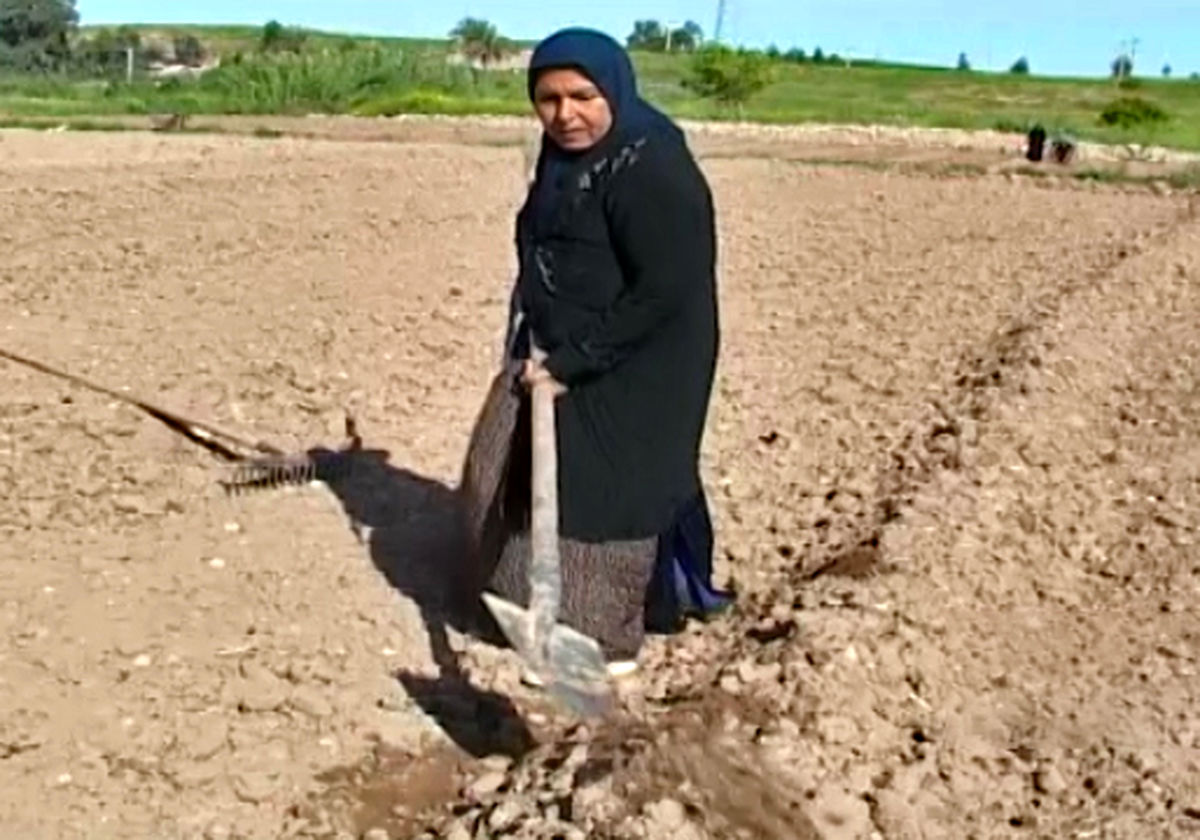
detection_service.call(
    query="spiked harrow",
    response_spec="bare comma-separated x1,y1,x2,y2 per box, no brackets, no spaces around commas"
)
1,345,612,717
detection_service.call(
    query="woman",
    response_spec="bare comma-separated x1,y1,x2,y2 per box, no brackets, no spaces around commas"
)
459,28,732,678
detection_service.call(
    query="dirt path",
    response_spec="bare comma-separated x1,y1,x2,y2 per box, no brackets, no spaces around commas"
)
7,112,1200,181
0,125,1196,839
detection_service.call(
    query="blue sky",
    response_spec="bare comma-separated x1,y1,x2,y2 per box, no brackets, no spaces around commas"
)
81,1,1198,78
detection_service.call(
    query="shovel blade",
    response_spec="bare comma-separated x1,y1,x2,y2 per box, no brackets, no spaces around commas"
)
482,592,612,719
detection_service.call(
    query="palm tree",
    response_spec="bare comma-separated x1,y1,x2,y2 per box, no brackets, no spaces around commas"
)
450,17,508,69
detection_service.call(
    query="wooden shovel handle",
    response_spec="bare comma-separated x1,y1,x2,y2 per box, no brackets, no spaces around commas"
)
527,342,561,669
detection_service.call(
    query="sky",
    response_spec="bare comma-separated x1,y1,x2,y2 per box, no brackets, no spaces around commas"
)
80,1,1199,79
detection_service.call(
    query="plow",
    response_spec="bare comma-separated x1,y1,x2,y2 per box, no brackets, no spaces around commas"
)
0,345,613,719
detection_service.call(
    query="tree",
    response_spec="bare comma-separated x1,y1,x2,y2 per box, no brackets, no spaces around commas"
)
1010,56,1030,74
74,24,142,74
1111,53,1133,79
627,19,666,51
784,48,806,63
668,20,703,52
261,19,284,48
684,44,773,108
0,0,78,69
173,34,205,66
451,17,509,68
957,51,970,71
114,24,140,49
628,20,702,52
812,46,825,63
1162,63,1172,78
261,19,305,53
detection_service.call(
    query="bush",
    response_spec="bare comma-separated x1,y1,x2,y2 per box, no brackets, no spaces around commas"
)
1098,96,1169,128
684,45,773,107
0,40,60,71
195,46,472,113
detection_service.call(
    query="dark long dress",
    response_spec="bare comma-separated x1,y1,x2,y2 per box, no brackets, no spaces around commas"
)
458,29,733,660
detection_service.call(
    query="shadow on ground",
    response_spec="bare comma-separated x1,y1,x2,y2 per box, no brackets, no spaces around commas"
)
297,441,534,759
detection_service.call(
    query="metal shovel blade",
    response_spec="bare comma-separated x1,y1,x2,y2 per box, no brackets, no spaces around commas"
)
482,591,612,718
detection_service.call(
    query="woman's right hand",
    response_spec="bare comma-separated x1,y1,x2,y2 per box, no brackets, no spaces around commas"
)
521,359,567,396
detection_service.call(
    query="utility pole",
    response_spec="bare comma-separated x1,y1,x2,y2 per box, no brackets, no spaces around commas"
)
714,0,727,43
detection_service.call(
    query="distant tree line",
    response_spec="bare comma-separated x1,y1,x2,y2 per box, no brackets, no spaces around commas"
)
5,4,1194,89
953,48,1192,80
626,20,704,52
0,0,211,73
950,52,1030,74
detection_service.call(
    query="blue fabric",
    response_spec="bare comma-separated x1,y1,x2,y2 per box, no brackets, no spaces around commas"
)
644,490,735,633
525,27,685,235
526,27,682,146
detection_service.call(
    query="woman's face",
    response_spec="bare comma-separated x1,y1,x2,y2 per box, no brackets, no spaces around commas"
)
532,68,614,152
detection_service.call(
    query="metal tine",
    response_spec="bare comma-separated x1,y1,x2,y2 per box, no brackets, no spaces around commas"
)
220,417,359,495
221,453,325,495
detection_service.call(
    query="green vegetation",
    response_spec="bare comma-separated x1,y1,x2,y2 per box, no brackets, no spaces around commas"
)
0,18,1198,151
1098,95,1169,128
635,53,1200,150
449,17,514,69
683,45,773,107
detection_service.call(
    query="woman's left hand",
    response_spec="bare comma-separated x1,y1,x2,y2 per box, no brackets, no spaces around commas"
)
521,359,567,396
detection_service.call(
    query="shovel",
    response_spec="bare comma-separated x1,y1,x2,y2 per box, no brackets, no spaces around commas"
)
481,342,613,719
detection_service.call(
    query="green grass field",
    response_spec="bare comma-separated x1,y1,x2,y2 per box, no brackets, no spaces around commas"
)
1,24,1197,151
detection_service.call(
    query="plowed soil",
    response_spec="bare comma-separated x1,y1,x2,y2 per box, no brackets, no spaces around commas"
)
1,119,1196,840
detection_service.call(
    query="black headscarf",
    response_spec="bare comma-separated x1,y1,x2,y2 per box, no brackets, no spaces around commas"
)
525,28,684,231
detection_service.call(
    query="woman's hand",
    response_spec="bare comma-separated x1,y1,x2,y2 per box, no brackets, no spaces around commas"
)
521,358,567,396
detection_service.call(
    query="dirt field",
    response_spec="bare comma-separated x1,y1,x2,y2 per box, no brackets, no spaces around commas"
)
0,120,1197,840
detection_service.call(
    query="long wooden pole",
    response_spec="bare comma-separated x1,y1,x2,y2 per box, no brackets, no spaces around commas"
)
526,341,561,676
0,346,282,459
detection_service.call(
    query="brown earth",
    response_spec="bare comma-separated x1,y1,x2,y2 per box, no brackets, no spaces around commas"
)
0,119,1196,840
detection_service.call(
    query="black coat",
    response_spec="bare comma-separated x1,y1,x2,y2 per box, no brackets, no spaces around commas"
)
506,130,719,543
